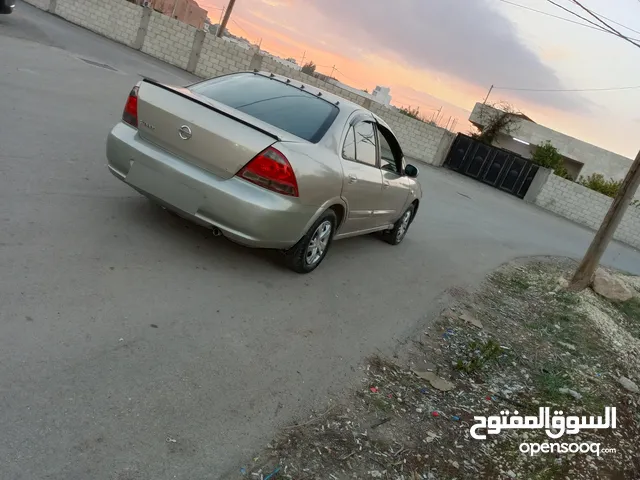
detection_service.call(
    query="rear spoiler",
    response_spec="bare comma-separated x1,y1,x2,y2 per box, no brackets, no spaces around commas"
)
140,77,281,142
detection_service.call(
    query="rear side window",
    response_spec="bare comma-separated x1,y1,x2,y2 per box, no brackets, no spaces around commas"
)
343,126,357,160
354,122,377,167
190,73,339,143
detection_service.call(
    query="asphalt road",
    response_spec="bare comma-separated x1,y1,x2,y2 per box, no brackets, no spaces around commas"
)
2,4,640,479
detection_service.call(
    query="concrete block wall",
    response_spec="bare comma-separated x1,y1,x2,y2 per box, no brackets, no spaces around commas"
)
195,36,255,78
533,174,640,250
142,11,197,70
54,0,142,48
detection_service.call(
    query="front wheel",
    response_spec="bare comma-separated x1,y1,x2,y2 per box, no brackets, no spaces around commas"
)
284,210,337,273
382,205,415,245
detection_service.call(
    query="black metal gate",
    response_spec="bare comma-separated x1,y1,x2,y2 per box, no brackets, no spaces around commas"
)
444,134,539,199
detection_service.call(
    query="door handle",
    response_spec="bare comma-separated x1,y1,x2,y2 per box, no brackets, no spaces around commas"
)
383,181,390,189
348,174,358,184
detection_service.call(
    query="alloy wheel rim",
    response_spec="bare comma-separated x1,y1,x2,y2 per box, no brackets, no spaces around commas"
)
305,220,332,266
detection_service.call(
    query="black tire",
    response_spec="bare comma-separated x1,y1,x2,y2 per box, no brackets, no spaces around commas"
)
284,209,337,274
382,204,415,245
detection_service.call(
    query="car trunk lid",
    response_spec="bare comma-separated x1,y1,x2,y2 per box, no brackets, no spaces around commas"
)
135,79,290,179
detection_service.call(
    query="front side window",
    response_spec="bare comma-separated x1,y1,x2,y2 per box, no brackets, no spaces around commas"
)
378,128,399,174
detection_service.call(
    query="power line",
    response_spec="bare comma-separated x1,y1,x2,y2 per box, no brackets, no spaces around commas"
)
497,0,600,31
334,68,357,82
230,18,250,38
494,84,640,93
566,0,640,49
543,0,609,32
598,12,640,36
496,0,640,41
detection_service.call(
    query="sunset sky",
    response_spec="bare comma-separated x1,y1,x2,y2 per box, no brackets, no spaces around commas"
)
199,0,640,159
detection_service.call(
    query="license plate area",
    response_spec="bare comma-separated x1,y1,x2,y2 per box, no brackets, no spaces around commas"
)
126,162,202,215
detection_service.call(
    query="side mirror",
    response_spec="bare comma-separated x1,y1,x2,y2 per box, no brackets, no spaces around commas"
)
405,164,419,178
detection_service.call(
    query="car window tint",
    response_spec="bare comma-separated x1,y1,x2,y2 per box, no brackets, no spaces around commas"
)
378,128,399,174
343,126,356,161
190,73,339,143
354,122,377,167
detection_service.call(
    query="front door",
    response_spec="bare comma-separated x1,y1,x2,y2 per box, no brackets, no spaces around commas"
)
376,124,411,224
339,120,383,234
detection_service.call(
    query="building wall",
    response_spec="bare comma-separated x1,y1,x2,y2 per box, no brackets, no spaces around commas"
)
22,0,453,166
141,10,197,70
54,0,142,47
470,103,634,181
531,173,640,250
149,0,206,29
261,54,301,71
372,86,391,106
493,133,534,159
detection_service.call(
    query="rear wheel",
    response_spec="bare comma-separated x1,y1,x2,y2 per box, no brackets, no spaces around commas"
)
285,210,337,274
382,204,415,245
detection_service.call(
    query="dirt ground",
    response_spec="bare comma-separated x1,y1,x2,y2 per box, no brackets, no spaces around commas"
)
231,258,640,480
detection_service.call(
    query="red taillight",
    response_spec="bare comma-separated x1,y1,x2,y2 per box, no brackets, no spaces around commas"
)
122,85,139,128
237,147,299,197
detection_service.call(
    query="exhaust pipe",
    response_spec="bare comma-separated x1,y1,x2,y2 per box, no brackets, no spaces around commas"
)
212,227,222,237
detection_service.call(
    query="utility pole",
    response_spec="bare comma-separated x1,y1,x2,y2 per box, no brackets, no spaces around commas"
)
330,65,336,78
569,148,640,290
483,85,494,105
300,51,306,66
171,0,180,18
216,0,237,38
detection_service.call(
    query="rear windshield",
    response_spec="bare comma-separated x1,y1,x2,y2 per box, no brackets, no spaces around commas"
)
190,73,339,143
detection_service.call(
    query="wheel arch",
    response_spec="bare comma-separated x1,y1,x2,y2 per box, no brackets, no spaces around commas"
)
410,199,419,223
298,198,348,243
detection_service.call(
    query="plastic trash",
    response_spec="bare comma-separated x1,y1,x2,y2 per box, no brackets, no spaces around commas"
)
264,466,281,480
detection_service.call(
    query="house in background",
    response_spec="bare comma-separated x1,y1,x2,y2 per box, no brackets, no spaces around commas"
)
133,0,207,30
469,103,634,181
371,86,392,106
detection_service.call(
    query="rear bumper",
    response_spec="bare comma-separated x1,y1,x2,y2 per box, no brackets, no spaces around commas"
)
106,122,318,249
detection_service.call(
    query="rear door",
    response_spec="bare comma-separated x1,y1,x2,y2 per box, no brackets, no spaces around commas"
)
339,119,383,234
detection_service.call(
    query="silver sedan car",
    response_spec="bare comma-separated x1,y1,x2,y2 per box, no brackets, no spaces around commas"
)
106,72,422,273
